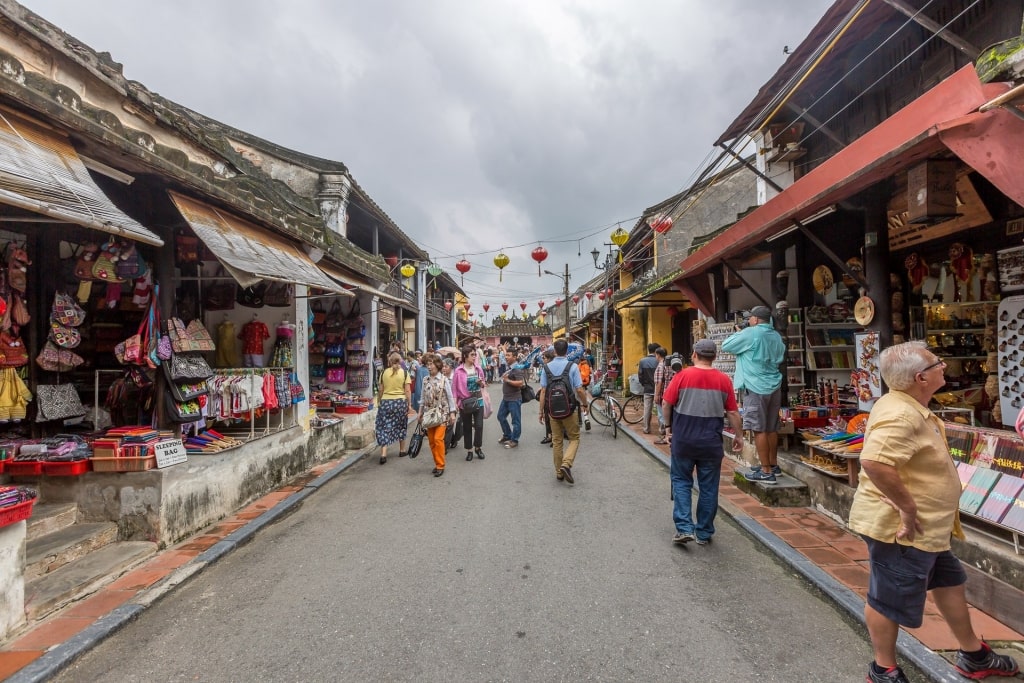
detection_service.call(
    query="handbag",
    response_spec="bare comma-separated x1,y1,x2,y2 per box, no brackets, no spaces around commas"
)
459,395,481,415
11,293,30,327
203,280,236,311
0,330,28,367
311,301,326,325
167,377,208,402
53,291,86,327
264,282,292,307
325,300,344,330
288,371,305,403
175,234,200,266
167,317,216,353
521,383,536,404
421,378,449,428
49,318,82,349
115,244,144,280
236,283,266,308
482,390,492,420
185,319,216,351
407,422,424,458
164,353,214,382
310,364,326,378
326,367,346,383
164,389,204,423
37,340,84,372
35,384,87,422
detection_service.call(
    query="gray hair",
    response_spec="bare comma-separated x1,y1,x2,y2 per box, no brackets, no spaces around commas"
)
879,340,929,391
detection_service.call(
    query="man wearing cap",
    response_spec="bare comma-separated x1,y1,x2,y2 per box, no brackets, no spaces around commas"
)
661,339,743,545
721,305,786,483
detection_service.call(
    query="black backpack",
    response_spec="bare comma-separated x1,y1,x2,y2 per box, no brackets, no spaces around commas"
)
543,361,577,420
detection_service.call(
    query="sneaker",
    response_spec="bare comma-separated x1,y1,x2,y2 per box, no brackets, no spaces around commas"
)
540,436,552,444
504,441,518,449
584,416,591,431
954,642,1019,679
498,436,509,444
866,663,909,682
745,469,776,484
696,537,712,546
559,465,574,484
771,465,782,476
672,532,695,545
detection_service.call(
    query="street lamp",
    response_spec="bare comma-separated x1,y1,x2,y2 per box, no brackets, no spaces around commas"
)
543,265,571,340
591,245,617,375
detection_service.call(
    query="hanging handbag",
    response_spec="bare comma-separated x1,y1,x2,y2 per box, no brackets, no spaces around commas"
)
164,389,204,423
164,353,214,382
311,301,327,325
236,283,266,308
115,243,143,280
0,330,28,367
175,234,200,266
326,367,346,383
185,319,216,351
146,291,161,368
325,300,344,330
53,291,86,327
521,382,536,404
288,371,305,403
167,377,209,402
36,341,84,372
310,364,326,378
263,282,292,307
11,293,30,327
91,248,124,282
49,318,82,349
35,384,87,422
157,334,173,361
203,281,236,311
406,421,424,458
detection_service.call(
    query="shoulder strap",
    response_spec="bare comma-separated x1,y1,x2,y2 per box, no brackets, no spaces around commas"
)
557,362,573,379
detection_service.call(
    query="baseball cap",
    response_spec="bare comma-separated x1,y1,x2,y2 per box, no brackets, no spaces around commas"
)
749,305,772,321
693,339,717,358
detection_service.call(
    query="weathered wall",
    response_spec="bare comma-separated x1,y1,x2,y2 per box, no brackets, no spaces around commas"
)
0,521,25,640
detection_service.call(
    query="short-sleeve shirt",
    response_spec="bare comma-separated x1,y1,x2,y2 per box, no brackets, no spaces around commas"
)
502,367,526,402
662,366,738,453
847,390,964,552
720,323,785,394
379,367,410,400
540,357,582,392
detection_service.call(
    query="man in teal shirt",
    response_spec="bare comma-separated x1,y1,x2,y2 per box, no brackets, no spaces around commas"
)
721,305,786,483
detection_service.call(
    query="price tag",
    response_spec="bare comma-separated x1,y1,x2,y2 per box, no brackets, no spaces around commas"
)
154,439,188,469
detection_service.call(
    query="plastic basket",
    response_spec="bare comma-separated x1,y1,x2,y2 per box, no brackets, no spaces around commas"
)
5,460,42,476
89,455,156,472
0,498,35,528
335,405,368,414
628,374,643,396
42,460,90,476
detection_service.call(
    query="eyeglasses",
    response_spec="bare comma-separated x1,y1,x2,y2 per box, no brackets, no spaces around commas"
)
917,359,946,376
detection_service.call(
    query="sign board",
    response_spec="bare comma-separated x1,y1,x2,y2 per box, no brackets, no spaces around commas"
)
154,439,188,469
378,305,396,326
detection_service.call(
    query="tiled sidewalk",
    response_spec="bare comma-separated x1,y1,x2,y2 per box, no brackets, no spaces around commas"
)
621,414,1024,659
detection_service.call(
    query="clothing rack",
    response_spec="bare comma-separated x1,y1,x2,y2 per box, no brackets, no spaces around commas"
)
206,366,297,439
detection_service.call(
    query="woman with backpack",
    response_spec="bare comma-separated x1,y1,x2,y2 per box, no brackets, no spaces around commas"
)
374,352,412,465
452,345,487,462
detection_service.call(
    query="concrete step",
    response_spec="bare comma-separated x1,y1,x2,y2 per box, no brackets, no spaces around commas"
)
26,502,77,540
25,522,118,582
732,467,811,507
24,541,156,621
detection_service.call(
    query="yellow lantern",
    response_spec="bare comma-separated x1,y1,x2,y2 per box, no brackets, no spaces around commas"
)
493,251,510,282
400,263,416,279
610,226,629,262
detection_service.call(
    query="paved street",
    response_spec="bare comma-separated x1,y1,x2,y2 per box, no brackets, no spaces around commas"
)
54,387,873,682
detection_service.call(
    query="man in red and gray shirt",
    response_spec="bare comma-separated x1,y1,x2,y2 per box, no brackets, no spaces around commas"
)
661,339,743,546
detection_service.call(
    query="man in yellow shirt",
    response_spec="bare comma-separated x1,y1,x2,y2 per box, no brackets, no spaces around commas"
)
849,341,1018,682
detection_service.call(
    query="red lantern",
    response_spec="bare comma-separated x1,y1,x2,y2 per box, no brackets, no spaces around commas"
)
585,291,593,300
444,301,453,312
606,288,613,297
384,255,399,269
530,246,548,276
455,258,471,286
666,305,679,317
463,302,471,312
598,292,605,301
555,298,563,306
519,301,527,312
572,294,580,304
647,213,673,234
538,300,545,310
482,303,490,312
501,302,509,312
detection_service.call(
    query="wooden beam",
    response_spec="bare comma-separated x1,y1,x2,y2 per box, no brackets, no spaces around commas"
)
882,0,980,59
785,101,846,149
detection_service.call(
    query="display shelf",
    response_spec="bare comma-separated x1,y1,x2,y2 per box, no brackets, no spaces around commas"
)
786,313,807,390
911,302,996,395
706,321,738,381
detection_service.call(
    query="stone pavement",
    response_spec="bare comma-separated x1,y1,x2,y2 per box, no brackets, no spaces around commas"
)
2,414,1024,682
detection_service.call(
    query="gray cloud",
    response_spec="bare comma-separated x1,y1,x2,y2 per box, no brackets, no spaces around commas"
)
30,0,832,302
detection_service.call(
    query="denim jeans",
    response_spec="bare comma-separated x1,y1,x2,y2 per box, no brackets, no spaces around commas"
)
497,399,522,441
670,449,723,541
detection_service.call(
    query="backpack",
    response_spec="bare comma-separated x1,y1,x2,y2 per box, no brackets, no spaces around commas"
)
543,361,577,420
578,359,591,386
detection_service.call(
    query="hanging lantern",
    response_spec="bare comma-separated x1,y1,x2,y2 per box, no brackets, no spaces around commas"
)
455,258,471,286
537,300,545,310
493,251,510,282
384,255,399,269
610,227,628,262
531,245,548,276
572,294,580,304
400,263,416,279
647,213,673,234
482,303,490,313
555,298,563,307
522,311,528,320
519,301,527,312
444,301,453,312
598,292,606,301
606,287,613,297
666,305,679,317
501,302,509,312
585,291,593,300
426,262,443,290
463,302,471,312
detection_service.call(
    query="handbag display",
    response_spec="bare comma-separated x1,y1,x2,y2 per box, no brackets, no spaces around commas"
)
175,234,200,266
263,282,292,307
407,422,424,458
203,280,237,311
167,317,217,353
324,300,344,330
0,330,28,367
164,353,214,382
236,283,266,308
326,367,346,383
49,318,82,349
347,366,370,389
35,384,87,422
52,291,86,327
164,389,203,423
167,377,209,402
37,340,84,372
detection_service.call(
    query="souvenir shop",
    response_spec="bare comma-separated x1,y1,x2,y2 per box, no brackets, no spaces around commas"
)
308,291,375,413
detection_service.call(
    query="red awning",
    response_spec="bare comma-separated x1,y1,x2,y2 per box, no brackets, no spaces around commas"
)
938,107,1024,210
675,66,1009,311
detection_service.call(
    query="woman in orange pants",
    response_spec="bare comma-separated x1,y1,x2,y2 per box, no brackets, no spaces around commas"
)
417,353,457,477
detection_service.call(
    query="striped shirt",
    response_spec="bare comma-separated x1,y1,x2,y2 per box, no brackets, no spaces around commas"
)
662,366,738,453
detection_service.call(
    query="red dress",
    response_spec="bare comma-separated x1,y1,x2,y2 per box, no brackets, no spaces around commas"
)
239,321,270,355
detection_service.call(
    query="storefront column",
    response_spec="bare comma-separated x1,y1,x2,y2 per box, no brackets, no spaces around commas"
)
295,285,310,427
369,294,380,373
416,268,427,352
712,270,727,320
862,184,893,349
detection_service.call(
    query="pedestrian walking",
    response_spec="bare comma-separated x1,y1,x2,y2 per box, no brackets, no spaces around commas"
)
849,342,1019,683
538,339,589,484
538,347,556,445
417,353,457,477
374,352,411,465
441,358,462,453
637,342,660,433
722,305,786,483
452,345,487,462
498,350,526,448
661,339,743,546
652,347,668,443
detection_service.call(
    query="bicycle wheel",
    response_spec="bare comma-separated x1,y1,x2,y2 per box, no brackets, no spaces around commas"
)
589,396,613,426
622,395,644,424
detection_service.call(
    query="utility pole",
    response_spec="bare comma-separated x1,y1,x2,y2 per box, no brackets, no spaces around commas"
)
563,263,571,340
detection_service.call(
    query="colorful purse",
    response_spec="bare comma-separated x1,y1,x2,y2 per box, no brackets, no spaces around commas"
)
53,291,86,327
36,341,84,373
49,318,82,349
326,367,346,383
0,330,28,367
185,319,216,351
35,384,87,422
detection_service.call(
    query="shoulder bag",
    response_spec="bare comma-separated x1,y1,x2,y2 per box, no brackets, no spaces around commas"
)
406,420,424,458
36,384,87,422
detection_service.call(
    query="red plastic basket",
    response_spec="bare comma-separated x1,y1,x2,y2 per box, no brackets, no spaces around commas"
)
0,498,35,528
5,460,42,476
42,460,90,476
335,405,368,414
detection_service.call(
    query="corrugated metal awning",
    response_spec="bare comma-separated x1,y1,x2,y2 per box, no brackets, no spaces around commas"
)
0,108,163,245
168,190,348,294
318,261,405,306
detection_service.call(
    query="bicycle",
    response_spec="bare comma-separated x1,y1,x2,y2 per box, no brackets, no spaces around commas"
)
619,392,645,424
587,382,621,439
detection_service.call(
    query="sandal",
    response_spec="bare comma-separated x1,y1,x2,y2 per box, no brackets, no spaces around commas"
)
379,456,387,465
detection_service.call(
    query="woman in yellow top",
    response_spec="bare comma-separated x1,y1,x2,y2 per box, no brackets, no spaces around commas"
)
375,352,412,464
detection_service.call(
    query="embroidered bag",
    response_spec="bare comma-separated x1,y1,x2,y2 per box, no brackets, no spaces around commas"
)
0,330,28,367
167,377,208,402
324,300,344,330
36,341,84,373
326,367,346,383
164,353,214,382
91,247,123,282
164,389,204,423
53,291,86,327
288,371,305,403
35,384,87,422
49,318,81,349
185,319,216,351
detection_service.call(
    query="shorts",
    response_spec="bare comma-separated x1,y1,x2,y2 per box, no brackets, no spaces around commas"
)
741,389,781,432
863,537,966,628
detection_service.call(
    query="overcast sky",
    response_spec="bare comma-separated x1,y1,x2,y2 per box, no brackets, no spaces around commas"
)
31,0,833,308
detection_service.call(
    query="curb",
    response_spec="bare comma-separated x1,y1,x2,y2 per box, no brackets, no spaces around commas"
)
6,441,378,683
617,424,960,683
